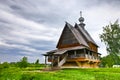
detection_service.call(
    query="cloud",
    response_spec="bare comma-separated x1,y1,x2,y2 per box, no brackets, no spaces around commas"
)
0,1,59,63
83,2,120,56
0,9,55,31
0,8,58,43
0,0,120,63
0,41,39,53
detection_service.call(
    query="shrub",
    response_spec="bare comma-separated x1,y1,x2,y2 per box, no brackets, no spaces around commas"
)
0,62,10,69
20,74,35,80
17,57,29,68
35,59,39,64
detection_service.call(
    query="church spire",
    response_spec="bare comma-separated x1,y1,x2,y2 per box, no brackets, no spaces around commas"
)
78,11,85,28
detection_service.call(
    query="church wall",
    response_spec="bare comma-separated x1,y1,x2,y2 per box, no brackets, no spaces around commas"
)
88,42,98,52
58,43,80,49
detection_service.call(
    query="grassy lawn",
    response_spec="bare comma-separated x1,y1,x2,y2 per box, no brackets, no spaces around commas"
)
0,67,120,80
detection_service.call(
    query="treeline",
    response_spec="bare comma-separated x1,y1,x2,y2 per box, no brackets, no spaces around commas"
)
0,56,45,69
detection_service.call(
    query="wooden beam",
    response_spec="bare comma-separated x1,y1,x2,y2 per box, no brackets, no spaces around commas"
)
51,55,54,68
88,51,90,59
74,50,77,56
45,56,47,67
84,49,86,57
58,56,60,66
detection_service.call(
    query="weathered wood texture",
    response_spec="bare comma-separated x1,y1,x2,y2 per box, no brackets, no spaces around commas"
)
57,25,80,49
88,42,98,52
45,18,101,68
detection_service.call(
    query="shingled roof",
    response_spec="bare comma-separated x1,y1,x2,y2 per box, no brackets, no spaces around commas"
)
66,22,89,47
56,21,98,49
75,23,98,46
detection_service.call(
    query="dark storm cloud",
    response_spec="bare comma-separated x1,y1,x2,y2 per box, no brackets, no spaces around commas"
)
10,5,22,10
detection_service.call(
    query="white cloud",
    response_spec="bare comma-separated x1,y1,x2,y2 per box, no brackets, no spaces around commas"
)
0,41,40,53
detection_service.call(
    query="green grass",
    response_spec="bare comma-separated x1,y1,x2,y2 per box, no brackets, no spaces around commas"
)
0,67,120,80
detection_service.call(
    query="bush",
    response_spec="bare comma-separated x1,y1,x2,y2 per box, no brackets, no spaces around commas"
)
20,74,35,80
17,57,29,68
3,62,9,68
9,62,17,67
0,62,9,69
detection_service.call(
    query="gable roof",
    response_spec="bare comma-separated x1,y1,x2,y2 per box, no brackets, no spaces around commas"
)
75,23,98,47
56,22,89,48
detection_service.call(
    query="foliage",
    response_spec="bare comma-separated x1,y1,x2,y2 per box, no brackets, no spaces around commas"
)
0,62,9,69
17,56,29,68
2,62,9,68
100,20,120,54
100,54,120,67
1,68,120,80
100,20,120,65
35,59,39,64
20,74,35,80
35,59,39,67
9,62,17,67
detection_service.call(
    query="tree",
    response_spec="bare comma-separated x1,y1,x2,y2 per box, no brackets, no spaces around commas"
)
17,56,29,68
100,54,120,67
100,20,120,64
34,59,40,67
35,59,39,64
0,62,9,69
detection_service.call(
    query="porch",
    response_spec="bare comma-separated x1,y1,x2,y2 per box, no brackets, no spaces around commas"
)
44,48,100,68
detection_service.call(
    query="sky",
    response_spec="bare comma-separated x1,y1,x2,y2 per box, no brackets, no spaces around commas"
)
0,0,120,63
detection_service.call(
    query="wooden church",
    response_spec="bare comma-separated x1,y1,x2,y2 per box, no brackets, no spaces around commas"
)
44,12,101,68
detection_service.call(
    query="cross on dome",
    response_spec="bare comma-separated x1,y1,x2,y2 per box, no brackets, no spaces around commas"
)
78,11,84,23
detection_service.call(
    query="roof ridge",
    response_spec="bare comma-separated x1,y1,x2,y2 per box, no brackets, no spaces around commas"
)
74,24,98,46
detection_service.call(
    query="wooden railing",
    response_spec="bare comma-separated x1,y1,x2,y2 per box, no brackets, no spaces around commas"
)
67,54,100,60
